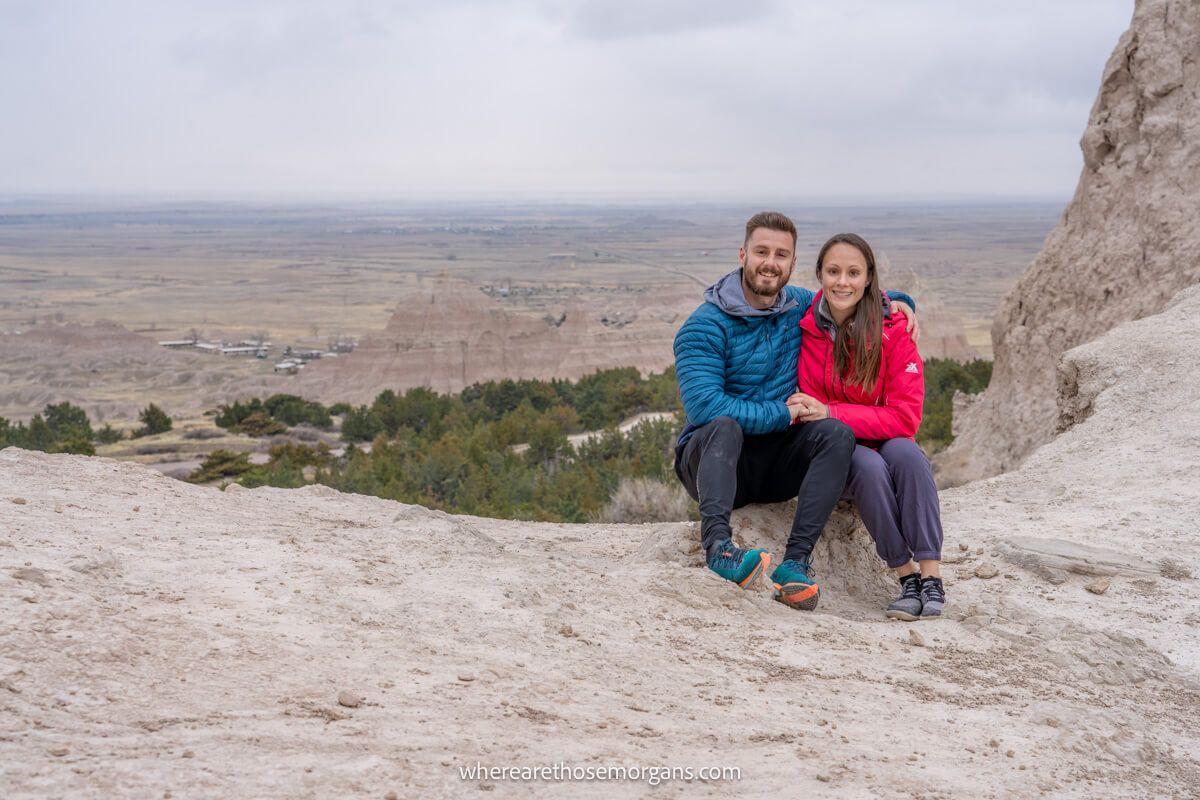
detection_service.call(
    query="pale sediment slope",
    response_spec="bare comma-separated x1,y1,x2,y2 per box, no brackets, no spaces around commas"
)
2,287,1198,799
0,322,291,423
293,276,693,404
941,0,1200,484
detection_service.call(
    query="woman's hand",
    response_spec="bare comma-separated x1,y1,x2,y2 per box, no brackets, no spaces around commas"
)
787,392,828,423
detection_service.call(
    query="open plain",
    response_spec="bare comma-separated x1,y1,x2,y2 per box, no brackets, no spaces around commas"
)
0,200,1057,422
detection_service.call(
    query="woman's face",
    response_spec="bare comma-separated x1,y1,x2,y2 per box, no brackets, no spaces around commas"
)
819,242,870,320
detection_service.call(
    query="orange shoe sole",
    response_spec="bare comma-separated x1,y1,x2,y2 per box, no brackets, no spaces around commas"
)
773,581,820,611
737,552,771,589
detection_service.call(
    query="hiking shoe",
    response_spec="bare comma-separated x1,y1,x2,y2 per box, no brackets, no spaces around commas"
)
706,539,771,588
920,576,945,618
771,559,820,611
885,572,923,621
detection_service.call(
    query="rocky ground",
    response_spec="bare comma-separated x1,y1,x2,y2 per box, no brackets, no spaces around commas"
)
2,288,1198,799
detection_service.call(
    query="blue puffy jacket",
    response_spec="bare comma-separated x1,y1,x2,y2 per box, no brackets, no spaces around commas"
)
674,268,913,446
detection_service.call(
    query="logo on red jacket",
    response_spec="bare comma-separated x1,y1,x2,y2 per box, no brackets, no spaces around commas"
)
905,362,919,374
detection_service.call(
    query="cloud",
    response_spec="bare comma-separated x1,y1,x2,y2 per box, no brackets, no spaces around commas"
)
0,0,1134,199
547,0,779,41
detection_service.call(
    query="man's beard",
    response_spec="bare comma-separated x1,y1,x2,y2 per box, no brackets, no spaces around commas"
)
743,265,790,297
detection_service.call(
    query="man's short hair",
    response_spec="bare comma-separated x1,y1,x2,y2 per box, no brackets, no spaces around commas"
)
744,211,797,248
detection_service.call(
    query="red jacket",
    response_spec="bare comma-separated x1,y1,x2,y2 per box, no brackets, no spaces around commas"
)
796,291,924,441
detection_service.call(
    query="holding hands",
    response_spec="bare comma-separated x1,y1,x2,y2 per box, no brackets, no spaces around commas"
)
787,390,828,423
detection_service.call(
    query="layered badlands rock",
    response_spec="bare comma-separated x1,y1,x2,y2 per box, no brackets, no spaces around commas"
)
939,0,1200,484
0,322,289,423
293,275,693,403
295,269,976,406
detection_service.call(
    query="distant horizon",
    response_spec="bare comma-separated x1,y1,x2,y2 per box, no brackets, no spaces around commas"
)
0,192,1072,211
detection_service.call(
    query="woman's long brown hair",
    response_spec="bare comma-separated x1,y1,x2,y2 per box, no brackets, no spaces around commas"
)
815,233,883,394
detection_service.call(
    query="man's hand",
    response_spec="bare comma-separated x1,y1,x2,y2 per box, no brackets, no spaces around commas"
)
787,391,828,423
891,300,920,345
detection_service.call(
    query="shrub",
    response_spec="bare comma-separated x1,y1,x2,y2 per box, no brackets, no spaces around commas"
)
286,425,322,442
215,398,265,429
263,394,332,429
132,404,172,438
48,435,95,456
232,412,287,437
183,427,224,440
94,424,124,444
266,441,332,467
600,477,692,523
188,449,253,483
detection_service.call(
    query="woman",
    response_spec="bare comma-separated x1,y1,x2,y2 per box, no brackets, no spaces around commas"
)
788,233,945,620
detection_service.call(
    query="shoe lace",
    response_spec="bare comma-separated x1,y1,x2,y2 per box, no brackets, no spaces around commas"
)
921,577,945,603
783,558,814,577
710,541,747,569
899,574,921,600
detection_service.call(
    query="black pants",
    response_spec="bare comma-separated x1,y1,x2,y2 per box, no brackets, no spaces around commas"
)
674,417,855,562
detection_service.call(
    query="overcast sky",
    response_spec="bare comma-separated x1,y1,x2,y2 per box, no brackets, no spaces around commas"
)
0,0,1134,202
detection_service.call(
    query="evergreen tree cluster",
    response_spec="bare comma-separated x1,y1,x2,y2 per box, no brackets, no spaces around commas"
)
215,394,333,435
339,368,680,444
916,358,993,451
2,360,990,523
188,442,334,487
0,402,97,455
230,367,685,522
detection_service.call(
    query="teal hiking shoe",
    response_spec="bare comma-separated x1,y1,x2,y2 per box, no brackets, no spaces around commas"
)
771,558,820,611
706,539,771,588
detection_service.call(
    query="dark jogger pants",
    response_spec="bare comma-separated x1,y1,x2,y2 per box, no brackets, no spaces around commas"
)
841,439,943,568
674,417,855,562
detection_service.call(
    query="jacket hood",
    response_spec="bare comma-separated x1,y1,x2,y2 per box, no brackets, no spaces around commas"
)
703,268,798,318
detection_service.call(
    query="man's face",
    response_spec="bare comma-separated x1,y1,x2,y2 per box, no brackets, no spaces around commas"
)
739,227,796,300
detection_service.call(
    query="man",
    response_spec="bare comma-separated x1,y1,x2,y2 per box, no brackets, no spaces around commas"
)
673,211,917,611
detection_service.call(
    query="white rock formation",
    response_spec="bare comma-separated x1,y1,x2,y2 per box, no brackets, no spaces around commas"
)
940,0,1200,483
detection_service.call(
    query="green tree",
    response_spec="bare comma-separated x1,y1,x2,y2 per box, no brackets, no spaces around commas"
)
263,394,332,428
133,404,173,438
215,398,265,429
523,417,570,469
233,412,287,437
94,424,123,444
341,405,383,442
43,402,93,442
24,415,56,451
188,449,253,483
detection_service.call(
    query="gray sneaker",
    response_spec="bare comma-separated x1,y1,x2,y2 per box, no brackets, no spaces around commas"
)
885,573,923,621
920,576,945,618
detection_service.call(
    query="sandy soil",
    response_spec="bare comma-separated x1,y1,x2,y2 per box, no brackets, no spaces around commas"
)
2,288,1198,798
